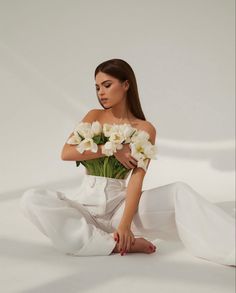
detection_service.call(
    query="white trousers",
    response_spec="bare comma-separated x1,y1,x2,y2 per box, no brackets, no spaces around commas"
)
20,174,235,266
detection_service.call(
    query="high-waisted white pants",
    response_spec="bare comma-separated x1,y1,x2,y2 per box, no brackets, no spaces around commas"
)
20,174,235,266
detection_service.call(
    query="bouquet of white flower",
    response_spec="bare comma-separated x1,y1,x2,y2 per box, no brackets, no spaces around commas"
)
66,120,158,179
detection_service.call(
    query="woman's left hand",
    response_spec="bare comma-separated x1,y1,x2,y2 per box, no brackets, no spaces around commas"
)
113,224,135,255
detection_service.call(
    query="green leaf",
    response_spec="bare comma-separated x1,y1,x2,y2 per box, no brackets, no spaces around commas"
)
93,135,101,144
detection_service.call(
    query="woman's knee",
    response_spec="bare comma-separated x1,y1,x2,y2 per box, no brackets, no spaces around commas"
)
172,181,191,191
20,188,45,211
171,181,195,201
21,188,35,206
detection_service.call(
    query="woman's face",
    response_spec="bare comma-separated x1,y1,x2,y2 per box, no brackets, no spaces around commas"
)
95,71,129,109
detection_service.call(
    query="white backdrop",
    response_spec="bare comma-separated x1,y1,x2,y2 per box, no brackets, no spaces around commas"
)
0,0,235,202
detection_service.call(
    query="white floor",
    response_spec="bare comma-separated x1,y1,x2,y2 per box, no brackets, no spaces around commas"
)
0,185,235,293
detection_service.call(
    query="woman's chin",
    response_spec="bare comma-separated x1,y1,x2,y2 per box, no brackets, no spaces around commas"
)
103,104,112,109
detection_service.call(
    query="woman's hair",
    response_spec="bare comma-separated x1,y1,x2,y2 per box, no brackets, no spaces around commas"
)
94,58,146,120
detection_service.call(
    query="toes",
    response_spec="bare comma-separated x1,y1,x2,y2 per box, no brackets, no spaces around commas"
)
148,245,155,252
149,243,157,253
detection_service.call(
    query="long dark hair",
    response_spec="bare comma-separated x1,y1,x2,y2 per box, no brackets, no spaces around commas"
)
94,58,146,121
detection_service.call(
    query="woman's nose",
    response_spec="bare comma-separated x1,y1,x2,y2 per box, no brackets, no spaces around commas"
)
99,90,105,96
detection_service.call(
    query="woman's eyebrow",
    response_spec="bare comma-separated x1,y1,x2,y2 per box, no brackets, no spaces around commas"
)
95,80,112,86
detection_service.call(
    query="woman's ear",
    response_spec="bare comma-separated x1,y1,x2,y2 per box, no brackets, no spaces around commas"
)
124,80,129,91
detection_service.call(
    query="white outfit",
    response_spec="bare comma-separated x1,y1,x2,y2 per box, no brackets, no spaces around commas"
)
20,174,235,266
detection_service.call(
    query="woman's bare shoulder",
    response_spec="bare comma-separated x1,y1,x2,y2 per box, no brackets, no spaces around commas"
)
137,120,157,144
135,119,156,131
87,108,103,115
81,108,102,123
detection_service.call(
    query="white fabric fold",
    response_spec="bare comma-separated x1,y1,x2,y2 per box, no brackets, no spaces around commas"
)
20,175,235,266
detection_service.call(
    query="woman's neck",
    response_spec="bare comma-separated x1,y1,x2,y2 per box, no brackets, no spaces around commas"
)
105,109,136,123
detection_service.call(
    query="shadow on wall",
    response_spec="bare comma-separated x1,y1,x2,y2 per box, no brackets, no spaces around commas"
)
158,139,235,172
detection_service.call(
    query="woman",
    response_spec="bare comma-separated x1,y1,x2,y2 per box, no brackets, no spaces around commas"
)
20,59,235,266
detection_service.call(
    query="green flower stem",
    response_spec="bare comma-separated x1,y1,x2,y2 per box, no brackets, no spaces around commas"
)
75,144,131,179
76,156,130,179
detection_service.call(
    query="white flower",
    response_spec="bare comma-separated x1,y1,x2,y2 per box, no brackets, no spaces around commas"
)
143,141,158,159
74,122,93,138
109,131,125,145
103,123,113,137
66,131,82,145
74,122,89,132
101,141,117,156
111,124,120,132
76,138,98,154
131,129,150,143
130,142,147,160
67,121,158,173
119,124,136,143
137,157,150,171
91,120,102,136
130,138,158,171
107,125,133,154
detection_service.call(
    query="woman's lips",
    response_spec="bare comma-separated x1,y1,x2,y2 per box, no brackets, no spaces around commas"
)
101,99,108,103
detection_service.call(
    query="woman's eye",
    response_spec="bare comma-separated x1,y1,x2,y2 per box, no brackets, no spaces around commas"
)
95,84,111,91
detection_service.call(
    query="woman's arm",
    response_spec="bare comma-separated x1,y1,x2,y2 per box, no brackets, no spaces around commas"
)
118,166,149,228
118,122,157,228
61,109,105,161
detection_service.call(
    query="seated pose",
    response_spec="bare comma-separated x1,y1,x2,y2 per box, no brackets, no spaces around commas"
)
20,58,235,267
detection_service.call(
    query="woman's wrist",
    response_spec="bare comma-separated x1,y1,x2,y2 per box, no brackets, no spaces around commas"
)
118,220,131,229
98,144,106,157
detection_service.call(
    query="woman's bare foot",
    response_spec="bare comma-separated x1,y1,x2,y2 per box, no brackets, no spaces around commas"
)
112,237,157,255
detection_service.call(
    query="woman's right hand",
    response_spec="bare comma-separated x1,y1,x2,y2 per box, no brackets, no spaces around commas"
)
113,143,138,169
